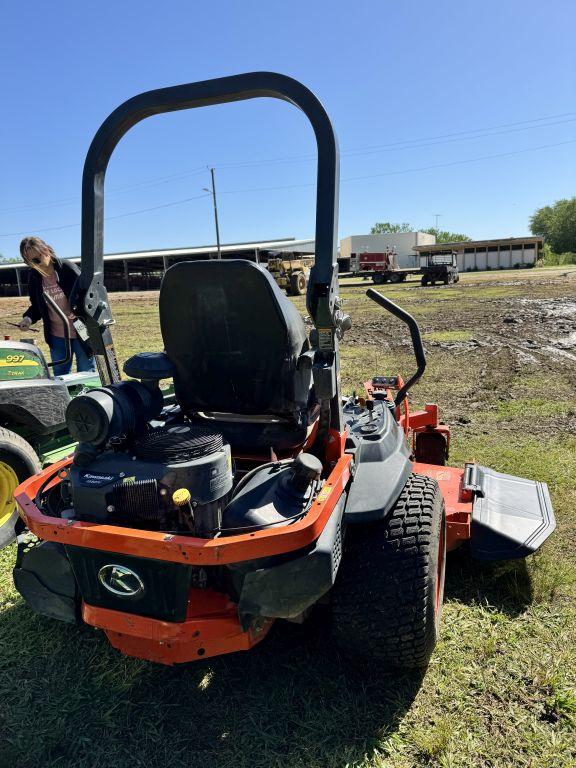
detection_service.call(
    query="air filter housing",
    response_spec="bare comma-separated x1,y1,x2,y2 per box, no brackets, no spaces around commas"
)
66,380,163,447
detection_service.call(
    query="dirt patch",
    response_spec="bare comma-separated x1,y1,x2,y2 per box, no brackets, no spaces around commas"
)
347,282,576,371
340,272,576,438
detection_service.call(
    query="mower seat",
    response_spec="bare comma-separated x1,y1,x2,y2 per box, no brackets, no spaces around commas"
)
159,260,314,452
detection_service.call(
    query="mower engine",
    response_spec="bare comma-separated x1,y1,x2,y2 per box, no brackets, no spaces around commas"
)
64,381,233,537
60,376,321,540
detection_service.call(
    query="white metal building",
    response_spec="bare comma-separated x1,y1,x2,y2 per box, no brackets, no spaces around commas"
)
340,232,436,271
0,238,316,296
414,236,543,271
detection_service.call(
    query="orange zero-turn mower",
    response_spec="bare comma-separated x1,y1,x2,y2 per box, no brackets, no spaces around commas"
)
8,74,555,668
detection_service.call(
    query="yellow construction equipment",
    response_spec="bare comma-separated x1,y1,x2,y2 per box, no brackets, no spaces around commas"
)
266,252,314,295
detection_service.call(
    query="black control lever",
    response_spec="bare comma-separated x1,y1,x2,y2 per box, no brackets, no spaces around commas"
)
366,288,426,407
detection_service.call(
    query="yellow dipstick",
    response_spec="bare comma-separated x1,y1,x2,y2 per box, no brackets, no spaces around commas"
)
172,488,192,507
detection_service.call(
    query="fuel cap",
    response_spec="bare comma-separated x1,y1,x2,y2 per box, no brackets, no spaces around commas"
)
292,453,323,492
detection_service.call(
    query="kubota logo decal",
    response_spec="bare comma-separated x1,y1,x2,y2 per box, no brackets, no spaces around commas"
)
98,564,144,597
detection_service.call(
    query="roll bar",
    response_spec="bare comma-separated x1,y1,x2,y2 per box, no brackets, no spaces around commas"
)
77,72,340,384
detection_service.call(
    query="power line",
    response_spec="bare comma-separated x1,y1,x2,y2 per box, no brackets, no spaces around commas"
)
219,137,576,194
0,193,211,237
1,137,574,238
0,166,208,215
2,110,575,215
215,114,576,170
340,117,576,158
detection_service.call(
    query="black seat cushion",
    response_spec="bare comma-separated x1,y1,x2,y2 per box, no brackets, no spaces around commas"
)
159,260,312,425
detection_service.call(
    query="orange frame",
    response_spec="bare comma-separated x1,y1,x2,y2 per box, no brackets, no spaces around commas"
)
82,589,275,664
13,414,472,665
14,430,351,566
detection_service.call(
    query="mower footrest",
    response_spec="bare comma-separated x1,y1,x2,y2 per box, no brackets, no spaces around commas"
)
469,465,555,560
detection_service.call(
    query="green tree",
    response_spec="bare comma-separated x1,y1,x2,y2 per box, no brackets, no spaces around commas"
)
530,197,576,253
421,228,471,243
370,222,412,234
369,222,471,242
529,205,554,240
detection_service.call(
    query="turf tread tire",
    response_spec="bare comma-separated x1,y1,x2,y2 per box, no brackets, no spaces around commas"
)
331,474,446,669
0,427,41,548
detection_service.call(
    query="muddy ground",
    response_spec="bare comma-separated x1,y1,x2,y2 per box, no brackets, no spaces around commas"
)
334,268,576,440
0,264,573,436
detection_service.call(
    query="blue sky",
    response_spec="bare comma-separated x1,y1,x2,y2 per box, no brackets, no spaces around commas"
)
1,0,574,259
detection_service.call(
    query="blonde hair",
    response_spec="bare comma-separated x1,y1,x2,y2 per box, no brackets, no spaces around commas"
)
20,236,56,265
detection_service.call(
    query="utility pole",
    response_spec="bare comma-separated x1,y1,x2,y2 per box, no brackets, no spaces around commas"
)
434,214,442,230
204,167,221,259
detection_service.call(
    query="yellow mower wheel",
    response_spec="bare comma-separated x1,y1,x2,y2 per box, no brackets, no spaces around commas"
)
0,461,18,529
0,427,41,549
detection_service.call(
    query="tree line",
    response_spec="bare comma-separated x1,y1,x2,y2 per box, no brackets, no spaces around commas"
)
370,222,471,242
529,197,576,259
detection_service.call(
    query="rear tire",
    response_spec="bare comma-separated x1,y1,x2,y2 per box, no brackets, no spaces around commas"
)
290,272,307,296
389,273,402,284
331,474,446,669
0,428,41,548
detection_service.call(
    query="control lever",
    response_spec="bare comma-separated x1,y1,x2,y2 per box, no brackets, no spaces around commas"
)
366,288,426,407
366,399,375,421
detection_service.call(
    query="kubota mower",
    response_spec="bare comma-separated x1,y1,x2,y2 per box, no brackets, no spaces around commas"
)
8,74,555,668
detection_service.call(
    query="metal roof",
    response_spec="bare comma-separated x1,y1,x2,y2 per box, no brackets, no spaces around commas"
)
0,237,316,272
413,236,544,252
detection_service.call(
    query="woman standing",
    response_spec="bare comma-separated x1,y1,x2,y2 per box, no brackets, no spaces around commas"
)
18,236,95,375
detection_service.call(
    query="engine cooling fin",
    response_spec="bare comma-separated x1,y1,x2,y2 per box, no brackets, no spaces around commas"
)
134,423,224,462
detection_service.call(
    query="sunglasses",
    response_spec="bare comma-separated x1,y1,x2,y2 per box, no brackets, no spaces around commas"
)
25,254,46,265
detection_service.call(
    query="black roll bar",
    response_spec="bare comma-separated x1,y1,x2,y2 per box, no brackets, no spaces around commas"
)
366,288,426,407
78,73,340,383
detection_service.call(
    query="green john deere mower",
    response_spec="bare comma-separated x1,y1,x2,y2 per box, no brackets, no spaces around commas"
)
0,300,100,547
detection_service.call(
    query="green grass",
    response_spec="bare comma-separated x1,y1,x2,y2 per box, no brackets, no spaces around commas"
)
1,271,576,767
494,397,575,420
426,330,474,343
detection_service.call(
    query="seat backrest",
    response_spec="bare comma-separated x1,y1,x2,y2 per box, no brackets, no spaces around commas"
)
159,260,312,422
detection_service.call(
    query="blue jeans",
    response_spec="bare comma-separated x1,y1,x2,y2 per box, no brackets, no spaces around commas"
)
49,336,97,376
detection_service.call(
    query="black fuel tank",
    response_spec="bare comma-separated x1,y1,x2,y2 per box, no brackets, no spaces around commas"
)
221,460,318,534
